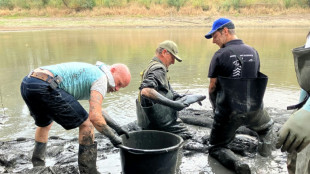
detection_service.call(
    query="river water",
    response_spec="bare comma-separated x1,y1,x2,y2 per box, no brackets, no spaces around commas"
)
0,27,308,173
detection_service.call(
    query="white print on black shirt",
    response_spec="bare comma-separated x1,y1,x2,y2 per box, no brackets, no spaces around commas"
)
232,60,241,77
230,54,254,78
230,55,242,78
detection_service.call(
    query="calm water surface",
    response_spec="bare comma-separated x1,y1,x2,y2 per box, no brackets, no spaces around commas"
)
0,27,307,141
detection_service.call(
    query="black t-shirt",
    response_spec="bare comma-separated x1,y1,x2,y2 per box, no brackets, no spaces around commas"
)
208,39,260,78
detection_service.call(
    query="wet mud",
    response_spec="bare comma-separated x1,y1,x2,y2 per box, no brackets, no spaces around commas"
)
0,107,291,174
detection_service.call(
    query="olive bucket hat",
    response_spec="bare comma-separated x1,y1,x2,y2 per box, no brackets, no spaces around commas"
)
159,40,182,62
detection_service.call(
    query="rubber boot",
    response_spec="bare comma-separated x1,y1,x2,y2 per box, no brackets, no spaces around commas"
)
209,147,251,174
32,141,47,167
287,152,297,174
78,142,100,174
164,119,193,140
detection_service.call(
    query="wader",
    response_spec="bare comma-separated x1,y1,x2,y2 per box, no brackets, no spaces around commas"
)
210,72,273,146
287,46,310,174
136,60,192,140
210,51,273,147
209,53,273,174
293,46,310,93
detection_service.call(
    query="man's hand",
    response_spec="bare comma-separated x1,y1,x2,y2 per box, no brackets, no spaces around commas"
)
102,110,130,138
170,98,190,111
172,90,188,101
114,127,130,138
209,78,217,111
173,92,184,101
108,134,123,147
171,94,206,111
276,109,310,153
141,88,188,111
100,124,123,147
89,91,124,147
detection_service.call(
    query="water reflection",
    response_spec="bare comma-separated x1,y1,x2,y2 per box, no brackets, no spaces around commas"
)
0,27,307,141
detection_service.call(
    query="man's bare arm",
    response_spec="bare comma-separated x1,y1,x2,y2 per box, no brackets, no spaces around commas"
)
209,78,218,110
89,90,122,147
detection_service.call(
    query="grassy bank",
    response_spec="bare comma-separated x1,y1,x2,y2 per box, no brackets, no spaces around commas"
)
0,0,309,17
0,0,309,31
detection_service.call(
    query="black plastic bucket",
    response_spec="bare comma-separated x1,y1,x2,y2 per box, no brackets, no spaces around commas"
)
119,130,184,174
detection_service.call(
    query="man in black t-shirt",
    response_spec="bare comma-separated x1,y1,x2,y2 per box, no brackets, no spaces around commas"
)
207,18,260,108
205,18,274,174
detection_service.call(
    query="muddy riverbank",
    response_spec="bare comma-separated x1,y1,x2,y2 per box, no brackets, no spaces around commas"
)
0,107,292,174
0,13,305,173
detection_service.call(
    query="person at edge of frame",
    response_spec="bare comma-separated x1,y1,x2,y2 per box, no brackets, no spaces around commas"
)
136,40,206,140
205,17,274,174
276,31,310,174
20,61,131,173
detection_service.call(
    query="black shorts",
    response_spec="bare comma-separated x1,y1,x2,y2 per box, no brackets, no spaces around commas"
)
20,76,88,130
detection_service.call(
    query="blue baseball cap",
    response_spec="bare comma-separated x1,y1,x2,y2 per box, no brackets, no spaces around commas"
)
205,18,235,39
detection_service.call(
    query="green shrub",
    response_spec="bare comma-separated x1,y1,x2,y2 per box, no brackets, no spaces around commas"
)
167,0,187,10
62,0,96,10
137,0,152,9
221,0,241,10
102,0,127,7
11,0,50,9
79,0,96,9
283,0,291,8
0,0,14,10
42,0,50,6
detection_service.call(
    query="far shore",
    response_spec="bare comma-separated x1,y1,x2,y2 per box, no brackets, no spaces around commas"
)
0,14,309,31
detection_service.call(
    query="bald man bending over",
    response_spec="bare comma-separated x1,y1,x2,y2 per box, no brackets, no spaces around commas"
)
21,61,131,173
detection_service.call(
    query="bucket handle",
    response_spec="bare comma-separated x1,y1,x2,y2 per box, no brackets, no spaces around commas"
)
118,145,147,155
118,145,176,155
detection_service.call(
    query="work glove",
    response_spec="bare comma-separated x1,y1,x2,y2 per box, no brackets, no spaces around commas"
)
168,94,206,111
101,124,123,147
155,94,206,111
173,92,184,101
177,94,206,106
276,109,310,153
114,126,130,139
102,111,130,138
169,98,190,111
147,91,189,111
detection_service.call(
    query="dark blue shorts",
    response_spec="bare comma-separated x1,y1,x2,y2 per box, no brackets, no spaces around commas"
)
20,76,88,130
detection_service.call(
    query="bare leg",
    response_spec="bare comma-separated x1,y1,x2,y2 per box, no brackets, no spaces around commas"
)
79,118,95,145
35,122,53,143
32,122,53,167
78,118,99,174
